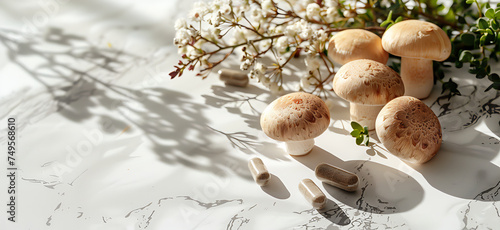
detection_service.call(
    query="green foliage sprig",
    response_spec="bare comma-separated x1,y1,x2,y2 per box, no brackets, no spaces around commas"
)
350,121,369,146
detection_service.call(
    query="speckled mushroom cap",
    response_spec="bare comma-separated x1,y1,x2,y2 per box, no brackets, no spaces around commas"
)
328,29,389,65
382,20,451,61
260,92,330,142
375,96,442,164
332,59,404,105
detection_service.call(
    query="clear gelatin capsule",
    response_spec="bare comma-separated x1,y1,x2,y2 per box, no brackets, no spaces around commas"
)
248,157,271,186
315,163,358,192
218,69,249,87
298,179,327,209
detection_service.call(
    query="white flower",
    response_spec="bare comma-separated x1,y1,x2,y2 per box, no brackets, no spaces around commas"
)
175,18,188,30
220,4,232,16
306,3,321,19
231,28,247,45
185,46,199,59
298,20,313,40
324,7,338,23
276,36,289,53
240,59,252,70
381,0,391,7
254,62,267,74
285,20,313,40
315,29,328,42
249,63,267,81
261,0,275,15
324,0,337,8
174,28,192,47
284,22,299,38
190,2,210,21
250,6,263,23
270,25,284,34
209,13,223,26
305,55,320,72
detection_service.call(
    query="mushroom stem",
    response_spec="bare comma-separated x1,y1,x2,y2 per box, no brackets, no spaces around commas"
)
285,139,315,156
401,57,434,99
350,103,384,130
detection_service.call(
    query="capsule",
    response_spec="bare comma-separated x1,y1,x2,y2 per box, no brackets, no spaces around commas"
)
248,157,271,186
218,69,249,87
315,163,359,192
298,179,327,209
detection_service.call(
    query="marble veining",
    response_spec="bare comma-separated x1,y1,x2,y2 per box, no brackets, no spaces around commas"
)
1,1,500,229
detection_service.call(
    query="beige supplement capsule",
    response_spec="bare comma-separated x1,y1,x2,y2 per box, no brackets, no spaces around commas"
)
218,69,249,87
298,179,327,209
315,163,359,192
248,157,271,186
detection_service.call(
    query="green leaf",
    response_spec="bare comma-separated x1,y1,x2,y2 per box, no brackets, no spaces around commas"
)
459,50,473,62
480,34,487,46
380,20,392,27
387,10,393,21
351,121,363,131
486,8,495,19
461,33,475,44
493,82,500,90
363,126,369,134
485,83,494,91
350,130,361,137
364,136,370,146
495,11,500,20
466,0,475,4
356,136,363,145
488,73,500,82
478,18,489,29
476,71,487,79
395,16,404,23
491,20,500,30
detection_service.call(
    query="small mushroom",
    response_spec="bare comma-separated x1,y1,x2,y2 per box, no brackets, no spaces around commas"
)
332,59,404,130
375,96,442,164
328,29,388,65
382,20,451,99
260,92,330,156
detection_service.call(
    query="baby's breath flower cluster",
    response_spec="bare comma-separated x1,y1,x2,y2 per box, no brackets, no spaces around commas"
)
171,0,500,99
170,0,388,97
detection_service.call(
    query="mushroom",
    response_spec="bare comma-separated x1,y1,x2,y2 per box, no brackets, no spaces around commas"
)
328,29,388,65
375,96,442,164
332,59,404,130
381,20,451,99
260,92,330,156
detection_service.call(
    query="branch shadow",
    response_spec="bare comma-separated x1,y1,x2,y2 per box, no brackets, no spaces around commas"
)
420,84,500,200
0,27,252,179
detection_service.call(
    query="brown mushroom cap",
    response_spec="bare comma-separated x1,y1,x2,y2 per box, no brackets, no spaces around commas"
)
328,29,389,65
332,59,404,105
375,96,442,164
382,20,451,61
260,92,330,142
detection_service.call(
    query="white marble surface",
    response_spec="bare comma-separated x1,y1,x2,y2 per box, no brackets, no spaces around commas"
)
1,1,500,229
